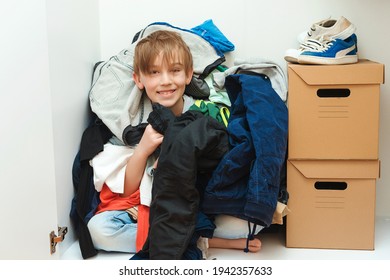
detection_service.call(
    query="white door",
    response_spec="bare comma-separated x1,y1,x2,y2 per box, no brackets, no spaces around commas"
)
0,0,60,259
0,0,100,260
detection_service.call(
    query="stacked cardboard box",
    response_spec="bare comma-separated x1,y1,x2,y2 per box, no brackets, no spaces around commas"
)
286,59,384,250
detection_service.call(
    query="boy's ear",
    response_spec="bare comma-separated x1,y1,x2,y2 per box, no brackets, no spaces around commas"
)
186,69,194,85
133,72,144,90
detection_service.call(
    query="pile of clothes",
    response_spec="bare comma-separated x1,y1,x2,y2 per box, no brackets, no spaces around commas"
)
71,19,290,260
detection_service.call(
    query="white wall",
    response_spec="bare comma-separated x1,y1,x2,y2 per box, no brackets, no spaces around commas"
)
99,0,390,216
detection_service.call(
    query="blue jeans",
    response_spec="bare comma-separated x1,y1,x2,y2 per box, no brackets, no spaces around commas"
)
87,210,137,253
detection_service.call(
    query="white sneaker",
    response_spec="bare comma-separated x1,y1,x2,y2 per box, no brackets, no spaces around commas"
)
298,16,356,43
284,16,356,63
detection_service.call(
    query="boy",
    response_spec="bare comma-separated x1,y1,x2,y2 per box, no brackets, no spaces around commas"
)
87,30,261,256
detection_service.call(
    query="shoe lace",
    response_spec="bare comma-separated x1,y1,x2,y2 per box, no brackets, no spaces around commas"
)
244,221,258,253
299,38,323,51
307,25,316,37
301,36,334,53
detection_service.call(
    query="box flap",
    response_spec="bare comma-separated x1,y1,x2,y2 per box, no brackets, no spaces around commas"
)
288,59,384,86
289,159,380,179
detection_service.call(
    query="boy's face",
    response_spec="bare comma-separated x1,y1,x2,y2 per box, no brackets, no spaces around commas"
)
133,51,193,116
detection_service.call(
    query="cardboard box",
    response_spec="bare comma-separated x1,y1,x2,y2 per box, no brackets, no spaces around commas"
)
288,59,384,159
286,159,380,250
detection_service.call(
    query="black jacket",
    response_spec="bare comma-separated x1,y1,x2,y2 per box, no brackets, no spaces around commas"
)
70,115,112,259
136,104,229,259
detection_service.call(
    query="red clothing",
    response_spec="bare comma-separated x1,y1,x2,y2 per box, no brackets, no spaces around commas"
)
95,183,140,214
95,183,149,251
136,205,150,251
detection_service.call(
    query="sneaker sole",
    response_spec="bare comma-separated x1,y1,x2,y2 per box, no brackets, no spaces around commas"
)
298,54,358,65
284,55,299,63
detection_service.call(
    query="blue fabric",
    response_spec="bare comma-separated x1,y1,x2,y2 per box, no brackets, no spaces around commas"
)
202,74,288,227
146,20,234,56
191,19,235,54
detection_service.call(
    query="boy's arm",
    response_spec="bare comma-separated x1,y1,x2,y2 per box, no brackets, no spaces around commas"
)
121,124,163,197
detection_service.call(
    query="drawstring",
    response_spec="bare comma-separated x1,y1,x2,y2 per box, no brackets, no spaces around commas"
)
244,221,257,253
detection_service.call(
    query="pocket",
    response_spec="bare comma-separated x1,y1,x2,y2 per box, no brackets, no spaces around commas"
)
90,62,123,106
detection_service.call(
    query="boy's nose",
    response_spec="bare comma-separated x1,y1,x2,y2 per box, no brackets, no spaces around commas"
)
160,71,172,84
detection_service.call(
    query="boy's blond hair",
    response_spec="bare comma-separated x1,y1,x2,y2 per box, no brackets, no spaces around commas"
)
133,30,193,75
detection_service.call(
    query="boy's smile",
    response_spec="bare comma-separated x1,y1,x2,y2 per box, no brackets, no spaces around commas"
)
157,88,176,96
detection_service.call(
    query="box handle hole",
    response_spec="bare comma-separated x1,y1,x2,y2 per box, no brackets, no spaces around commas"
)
317,89,350,98
314,181,347,190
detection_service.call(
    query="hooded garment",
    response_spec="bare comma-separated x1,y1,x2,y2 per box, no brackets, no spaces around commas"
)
89,21,231,144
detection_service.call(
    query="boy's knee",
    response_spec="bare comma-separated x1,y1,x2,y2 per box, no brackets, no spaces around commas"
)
87,217,102,242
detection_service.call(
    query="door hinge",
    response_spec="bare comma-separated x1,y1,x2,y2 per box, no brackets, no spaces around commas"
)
49,226,68,254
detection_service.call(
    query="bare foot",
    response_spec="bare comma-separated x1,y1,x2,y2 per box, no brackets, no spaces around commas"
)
247,238,262,252
208,237,262,252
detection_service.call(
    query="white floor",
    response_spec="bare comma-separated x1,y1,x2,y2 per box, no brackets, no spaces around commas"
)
61,216,390,260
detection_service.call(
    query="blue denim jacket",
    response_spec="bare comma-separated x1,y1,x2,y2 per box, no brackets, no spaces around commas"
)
202,73,288,227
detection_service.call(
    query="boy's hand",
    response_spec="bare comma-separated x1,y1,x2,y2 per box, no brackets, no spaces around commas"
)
137,124,163,157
